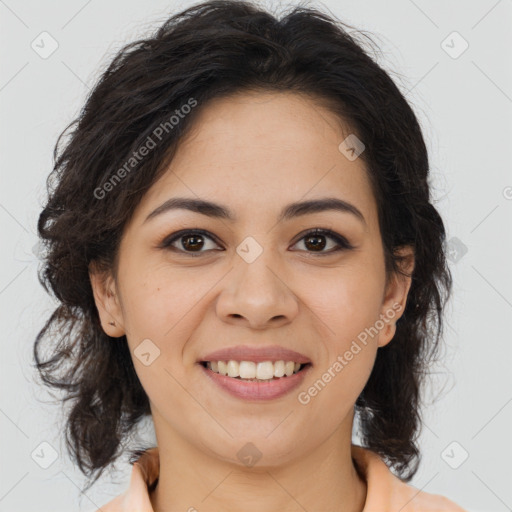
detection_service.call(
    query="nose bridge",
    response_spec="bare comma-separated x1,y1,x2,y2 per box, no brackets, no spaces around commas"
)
216,237,298,328
235,241,286,307
238,243,283,296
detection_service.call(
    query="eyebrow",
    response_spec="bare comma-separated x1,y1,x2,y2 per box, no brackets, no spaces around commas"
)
144,196,366,225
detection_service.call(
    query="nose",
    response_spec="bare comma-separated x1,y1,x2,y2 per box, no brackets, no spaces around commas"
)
216,255,299,330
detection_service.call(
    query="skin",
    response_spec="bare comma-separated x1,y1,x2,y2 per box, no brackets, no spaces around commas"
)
90,91,414,512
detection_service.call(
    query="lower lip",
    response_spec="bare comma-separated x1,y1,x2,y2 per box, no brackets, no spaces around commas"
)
199,363,311,401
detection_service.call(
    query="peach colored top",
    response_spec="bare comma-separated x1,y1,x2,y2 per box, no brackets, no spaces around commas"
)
96,444,467,511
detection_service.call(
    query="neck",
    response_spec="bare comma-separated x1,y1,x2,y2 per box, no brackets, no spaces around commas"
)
149,415,367,512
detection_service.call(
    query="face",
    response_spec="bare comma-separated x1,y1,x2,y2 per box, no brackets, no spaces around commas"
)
90,91,413,468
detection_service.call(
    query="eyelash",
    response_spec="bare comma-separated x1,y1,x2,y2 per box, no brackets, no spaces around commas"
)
158,228,354,257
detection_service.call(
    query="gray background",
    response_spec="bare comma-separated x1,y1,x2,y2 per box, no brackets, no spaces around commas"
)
1,0,511,511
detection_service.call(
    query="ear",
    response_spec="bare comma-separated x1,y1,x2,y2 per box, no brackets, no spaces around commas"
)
377,246,415,348
88,261,126,338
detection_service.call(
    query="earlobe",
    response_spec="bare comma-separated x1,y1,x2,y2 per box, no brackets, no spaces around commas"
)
377,246,415,348
88,262,125,338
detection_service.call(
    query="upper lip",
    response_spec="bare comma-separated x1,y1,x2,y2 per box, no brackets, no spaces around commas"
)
199,345,312,364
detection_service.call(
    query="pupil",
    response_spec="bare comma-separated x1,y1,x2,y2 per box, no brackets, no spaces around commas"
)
183,235,204,251
305,235,325,251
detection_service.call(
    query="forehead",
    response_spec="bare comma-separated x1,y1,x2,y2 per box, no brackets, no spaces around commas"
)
176,90,353,171
131,91,377,229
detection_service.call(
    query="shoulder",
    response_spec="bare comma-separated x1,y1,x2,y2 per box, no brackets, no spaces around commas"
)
93,448,160,512
390,483,468,511
351,444,468,512
92,493,126,512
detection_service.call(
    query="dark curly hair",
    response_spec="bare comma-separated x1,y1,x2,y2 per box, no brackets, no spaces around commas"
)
33,0,452,493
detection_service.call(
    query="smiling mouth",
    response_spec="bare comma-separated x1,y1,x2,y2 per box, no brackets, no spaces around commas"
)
200,360,312,382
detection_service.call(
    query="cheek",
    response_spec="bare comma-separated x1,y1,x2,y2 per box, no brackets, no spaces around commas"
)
309,262,386,345
119,263,203,337
118,268,206,407
301,257,385,399
300,288,380,423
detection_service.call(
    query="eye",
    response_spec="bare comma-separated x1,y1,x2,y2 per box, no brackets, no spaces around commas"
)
290,228,354,255
159,229,221,256
159,228,354,257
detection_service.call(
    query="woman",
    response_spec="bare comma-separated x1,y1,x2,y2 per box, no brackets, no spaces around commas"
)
34,1,467,510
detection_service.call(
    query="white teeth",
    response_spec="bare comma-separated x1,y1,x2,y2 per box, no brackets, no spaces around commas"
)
239,361,256,379
273,360,285,377
218,361,228,376
284,361,294,377
204,359,305,380
256,361,274,380
227,360,239,378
